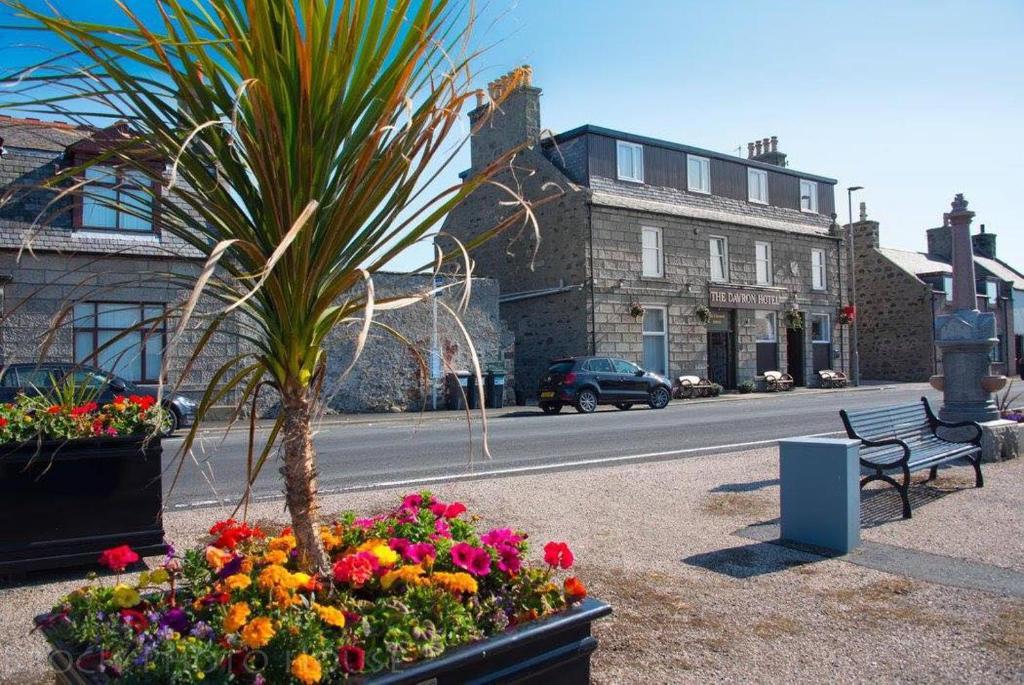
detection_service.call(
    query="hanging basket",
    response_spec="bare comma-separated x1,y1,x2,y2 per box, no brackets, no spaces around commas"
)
838,305,856,325
695,304,711,325
629,302,646,319
783,308,803,330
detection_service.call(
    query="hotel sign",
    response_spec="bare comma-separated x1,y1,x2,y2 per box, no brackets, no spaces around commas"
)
708,285,787,310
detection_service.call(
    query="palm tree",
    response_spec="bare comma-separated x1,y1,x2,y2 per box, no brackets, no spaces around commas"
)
2,0,552,570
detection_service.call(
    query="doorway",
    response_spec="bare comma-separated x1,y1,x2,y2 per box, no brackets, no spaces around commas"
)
786,318,805,386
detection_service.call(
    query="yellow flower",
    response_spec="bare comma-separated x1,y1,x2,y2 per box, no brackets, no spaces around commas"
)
262,549,289,566
381,564,426,590
358,539,399,567
111,584,141,608
224,573,252,591
429,571,478,595
268,534,296,553
320,527,342,551
258,564,292,590
223,602,250,633
290,572,312,590
291,654,322,684
148,568,170,585
240,616,275,648
312,603,346,629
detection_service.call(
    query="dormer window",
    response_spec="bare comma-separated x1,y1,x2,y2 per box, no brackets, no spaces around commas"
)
800,179,818,213
687,155,710,194
747,168,768,204
986,280,998,304
616,140,644,183
77,165,155,233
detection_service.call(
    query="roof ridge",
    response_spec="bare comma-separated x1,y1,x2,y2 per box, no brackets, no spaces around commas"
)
0,114,78,130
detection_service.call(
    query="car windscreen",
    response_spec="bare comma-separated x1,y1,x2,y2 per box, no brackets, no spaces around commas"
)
547,361,574,375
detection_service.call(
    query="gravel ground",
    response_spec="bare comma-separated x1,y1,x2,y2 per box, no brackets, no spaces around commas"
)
2,448,1022,683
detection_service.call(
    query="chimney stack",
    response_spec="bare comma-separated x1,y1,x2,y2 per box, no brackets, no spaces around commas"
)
972,223,998,259
748,135,788,167
468,65,542,173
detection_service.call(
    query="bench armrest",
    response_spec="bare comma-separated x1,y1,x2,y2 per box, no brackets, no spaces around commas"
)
933,419,983,446
857,436,912,463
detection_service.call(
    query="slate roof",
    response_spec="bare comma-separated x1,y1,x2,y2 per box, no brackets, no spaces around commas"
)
0,115,91,151
975,256,1024,289
876,248,952,277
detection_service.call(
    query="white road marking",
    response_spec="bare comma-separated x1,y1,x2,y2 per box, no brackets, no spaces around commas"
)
171,430,845,509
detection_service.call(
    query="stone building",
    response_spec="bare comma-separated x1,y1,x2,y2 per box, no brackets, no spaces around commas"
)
852,202,1021,382
0,115,510,413
442,69,850,401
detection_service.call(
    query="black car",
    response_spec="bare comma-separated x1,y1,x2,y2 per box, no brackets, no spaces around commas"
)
537,356,673,414
0,363,197,435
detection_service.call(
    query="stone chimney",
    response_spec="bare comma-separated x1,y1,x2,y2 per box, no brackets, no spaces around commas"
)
468,65,541,173
971,224,997,259
848,201,880,256
926,220,953,262
747,135,787,167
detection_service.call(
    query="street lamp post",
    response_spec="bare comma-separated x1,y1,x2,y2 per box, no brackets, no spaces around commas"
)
847,186,864,386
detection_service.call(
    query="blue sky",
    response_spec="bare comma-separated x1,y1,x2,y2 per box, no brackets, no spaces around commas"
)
4,0,1021,271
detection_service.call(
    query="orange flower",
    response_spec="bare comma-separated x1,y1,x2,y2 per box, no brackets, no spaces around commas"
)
312,603,346,628
241,616,275,648
224,573,252,591
268,534,296,553
291,654,322,684
429,571,478,594
205,546,232,571
380,564,426,590
223,602,250,633
258,564,292,590
564,576,587,600
262,549,289,566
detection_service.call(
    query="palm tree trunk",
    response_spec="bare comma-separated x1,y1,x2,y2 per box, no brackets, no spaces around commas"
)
280,390,330,572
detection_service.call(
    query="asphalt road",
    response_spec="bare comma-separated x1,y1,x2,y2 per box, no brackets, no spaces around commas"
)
163,383,940,509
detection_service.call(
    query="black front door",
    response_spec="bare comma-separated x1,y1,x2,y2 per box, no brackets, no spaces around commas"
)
707,331,734,389
786,323,805,386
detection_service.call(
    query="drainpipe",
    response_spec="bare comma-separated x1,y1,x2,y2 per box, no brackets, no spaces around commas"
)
588,202,596,355
833,215,845,375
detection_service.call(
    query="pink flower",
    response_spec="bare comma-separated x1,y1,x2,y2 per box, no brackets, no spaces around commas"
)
388,538,410,557
401,493,426,511
105,427,119,436
481,528,522,547
442,502,467,519
468,548,492,576
433,518,451,538
429,501,448,517
450,542,475,571
543,541,574,570
353,518,375,530
498,549,521,575
407,542,436,564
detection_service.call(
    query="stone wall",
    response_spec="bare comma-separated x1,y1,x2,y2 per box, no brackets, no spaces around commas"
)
321,273,513,413
852,221,936,382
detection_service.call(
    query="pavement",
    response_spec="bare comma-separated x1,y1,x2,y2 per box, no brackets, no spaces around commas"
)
163,382,939,509
2,439,1021,683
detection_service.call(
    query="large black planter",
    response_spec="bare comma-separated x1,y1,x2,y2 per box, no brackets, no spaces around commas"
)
0,436,165,576
37,598,611,684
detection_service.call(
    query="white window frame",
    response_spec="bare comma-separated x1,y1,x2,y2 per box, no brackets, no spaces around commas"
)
755,310,777,343
687,154,710,194
709,236,729,283
641,226,663,278
811,248,827,291
810,313,831,343
943,276,953,301
986,280,998,304
800,179,819,213
641,305,669,376
747,168,768,204
616,140,644,183
755,241,773,286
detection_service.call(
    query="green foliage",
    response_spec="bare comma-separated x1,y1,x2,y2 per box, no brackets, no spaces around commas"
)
738,381,756,394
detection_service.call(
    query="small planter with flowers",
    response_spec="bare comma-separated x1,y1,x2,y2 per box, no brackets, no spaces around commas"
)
34,492,609,683
0,394,167,576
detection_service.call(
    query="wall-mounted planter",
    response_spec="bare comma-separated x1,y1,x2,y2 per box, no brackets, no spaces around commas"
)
0,436,165,576
38,597,612,685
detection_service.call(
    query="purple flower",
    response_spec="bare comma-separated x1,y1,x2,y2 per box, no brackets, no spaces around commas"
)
190,621,214,640
216,555,243,579
158,607,189,633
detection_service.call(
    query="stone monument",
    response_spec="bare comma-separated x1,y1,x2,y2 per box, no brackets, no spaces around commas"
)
930,194,1021,461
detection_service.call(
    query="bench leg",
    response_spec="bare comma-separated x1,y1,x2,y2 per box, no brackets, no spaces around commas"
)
860,468,912,519
925,466,938,482
899,465,912,518
971,457,984,488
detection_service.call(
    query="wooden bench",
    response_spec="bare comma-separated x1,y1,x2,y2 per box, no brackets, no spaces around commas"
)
673,375,718,399
758,370,794,392
818,370,849,388
840,397,983,518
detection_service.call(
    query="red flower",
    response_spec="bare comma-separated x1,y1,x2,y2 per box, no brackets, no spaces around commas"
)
70,401,98,418
46,405,61,415
543,541,574,570
119,608,150,634
333,554,375,588
0,417,7,428
442,502,467,519
98,545,140,572
208,519,263,549
130,394,156,410
338,646,366,674
564,576,587,601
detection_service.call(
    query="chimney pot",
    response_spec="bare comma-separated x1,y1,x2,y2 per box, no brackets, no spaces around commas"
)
755,140,763,156
747,142,755,158
770,135,778,152
859,201,867,222
980,223,986,233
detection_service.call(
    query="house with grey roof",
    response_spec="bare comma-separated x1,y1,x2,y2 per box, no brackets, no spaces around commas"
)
441,68,850,401
851,204,1020,382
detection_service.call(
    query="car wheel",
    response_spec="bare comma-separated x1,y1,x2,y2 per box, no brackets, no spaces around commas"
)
648,386,671,409
614,402,633,411
540,402,563,415
162,405,181,437
574,389,598,414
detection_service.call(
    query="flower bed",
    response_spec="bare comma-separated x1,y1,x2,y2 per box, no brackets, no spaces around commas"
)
0,393,163,444
35,492,596,682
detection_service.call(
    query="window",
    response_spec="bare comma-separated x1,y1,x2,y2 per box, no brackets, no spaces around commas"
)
810,313,831,343
641,226,663,278
584,358,614,373
748,168,768,204
709,236,729,283
73,302,165,383
616,141,644,183
612,359,641,375
992,335,1005,362
687,155,710,193
754,311,777,342
986,281,998,304
80,165,154,232
943,276,953,301
811,248,827,290
800,179,818,213
755,241,773,286
642,306,668,375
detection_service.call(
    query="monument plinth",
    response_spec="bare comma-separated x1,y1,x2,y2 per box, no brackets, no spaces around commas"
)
931,194,1006,423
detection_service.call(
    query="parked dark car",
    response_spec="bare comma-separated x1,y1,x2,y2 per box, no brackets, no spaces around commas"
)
537,356,673,414
0,363,196,435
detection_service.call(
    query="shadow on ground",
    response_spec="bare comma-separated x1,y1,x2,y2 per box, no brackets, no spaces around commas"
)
710,479,779,493
861,472,978,527
682,540,820,579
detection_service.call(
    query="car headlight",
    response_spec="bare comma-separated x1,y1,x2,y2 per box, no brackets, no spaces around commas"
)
177,396,198,408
